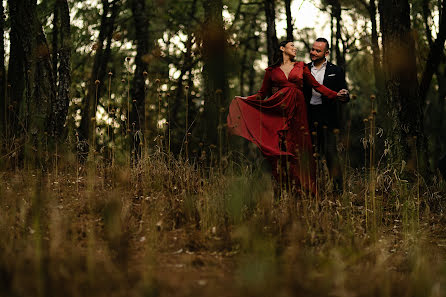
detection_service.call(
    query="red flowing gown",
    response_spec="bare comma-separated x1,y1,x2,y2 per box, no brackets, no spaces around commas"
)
227,61,337,193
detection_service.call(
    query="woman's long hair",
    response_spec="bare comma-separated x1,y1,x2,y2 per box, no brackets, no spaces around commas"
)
269,40,295,68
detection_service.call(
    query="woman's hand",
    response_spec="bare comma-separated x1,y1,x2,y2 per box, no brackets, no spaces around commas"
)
336,89,349,102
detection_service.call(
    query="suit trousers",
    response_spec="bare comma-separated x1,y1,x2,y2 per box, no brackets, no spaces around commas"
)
308,104,343,190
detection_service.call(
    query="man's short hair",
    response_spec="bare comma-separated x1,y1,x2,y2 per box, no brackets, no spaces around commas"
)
315,37,330,51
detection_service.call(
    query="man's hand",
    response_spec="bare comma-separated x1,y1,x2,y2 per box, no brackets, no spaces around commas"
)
336,89,349,102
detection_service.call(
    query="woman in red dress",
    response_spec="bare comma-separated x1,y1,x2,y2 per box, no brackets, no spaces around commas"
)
227,40,348,194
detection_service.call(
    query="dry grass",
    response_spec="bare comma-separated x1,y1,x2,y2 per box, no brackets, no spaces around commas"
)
1,149,446,297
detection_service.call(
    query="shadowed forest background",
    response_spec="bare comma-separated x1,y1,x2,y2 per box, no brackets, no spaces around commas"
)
1,0,446,296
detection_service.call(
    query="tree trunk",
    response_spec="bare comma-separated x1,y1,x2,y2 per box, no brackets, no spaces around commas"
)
359,0,385,121
378,0,427,171
8,0,57,166
171,0,197,154
201,0,228,148
50,0,71,139
130,0,149,159
368,0,384,95
7,0,26,139
428,62,446,167
239,43,247,95
52,1,59,83
264,0,279,66
238,13,254,96
79,0,120,143
172,33,195,127
422,0,434,47
419,0,446,105
331,0,346,70
284,0,294,41
0,0,5,138
330,14,334,61
434,65,446,164
248,35,260,94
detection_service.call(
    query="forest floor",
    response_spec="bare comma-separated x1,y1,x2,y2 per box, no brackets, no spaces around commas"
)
141,222,446,297
1,156,446,297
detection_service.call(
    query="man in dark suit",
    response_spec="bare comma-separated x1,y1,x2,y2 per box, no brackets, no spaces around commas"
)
304,37,349,192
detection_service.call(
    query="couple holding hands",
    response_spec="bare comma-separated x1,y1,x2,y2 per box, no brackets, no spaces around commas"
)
227,38,349,194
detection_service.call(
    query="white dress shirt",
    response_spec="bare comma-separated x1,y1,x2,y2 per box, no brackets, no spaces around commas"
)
310,59,327,105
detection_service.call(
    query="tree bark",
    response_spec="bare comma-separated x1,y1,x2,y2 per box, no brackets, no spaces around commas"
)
359,0,385,113
427,62,446,167
284,0,294,41
130,0,149,159
239,42,247,95
7,0,26,138
0,0,5,137
378,0,426,170
171,0,197,154
331,0,346,70
419,0,446,105
52,1,59,83
422,0,434,47
79,0,120,143
330,14,334,61
238,12,254,96
434,65,446,164
248,35,260,94
264,0,279,66
8,0,57,166
368,0,384,95
201,0,228,147
50,0,71,139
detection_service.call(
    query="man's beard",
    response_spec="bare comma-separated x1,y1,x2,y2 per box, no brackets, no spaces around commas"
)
312,56,325,63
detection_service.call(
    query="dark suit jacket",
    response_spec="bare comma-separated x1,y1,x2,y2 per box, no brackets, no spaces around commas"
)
303,61,348,128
